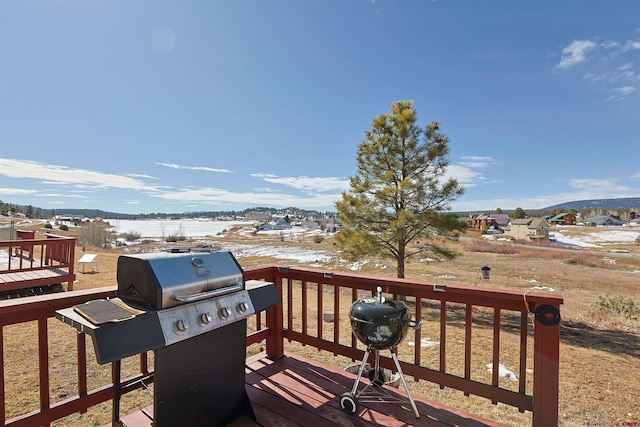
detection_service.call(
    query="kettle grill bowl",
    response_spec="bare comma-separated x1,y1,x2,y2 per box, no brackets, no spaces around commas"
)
349,297,412,350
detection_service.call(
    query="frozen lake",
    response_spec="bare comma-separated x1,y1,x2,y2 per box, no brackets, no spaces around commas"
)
105,218,254,238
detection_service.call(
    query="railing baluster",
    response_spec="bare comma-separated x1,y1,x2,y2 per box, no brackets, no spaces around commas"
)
287,279,293,335
439,300,447,388
414,297,422,381
333,284,340,355
77,333,87,400
38,318,50,413
317,282,323,344
464,303,472,396
1,325,5,425
491,307,501,404
519,309,528,411
301,280,308,340
351,288,357,350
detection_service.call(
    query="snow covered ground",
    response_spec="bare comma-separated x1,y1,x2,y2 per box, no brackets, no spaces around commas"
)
550,228,640,248
102,219,639,269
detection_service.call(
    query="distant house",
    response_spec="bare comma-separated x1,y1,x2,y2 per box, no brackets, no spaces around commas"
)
505,218,549,241
470,213,510,231
547,213,577,226
300,220,319,230
258,222,273,231
584,215,626,226
471,214,496,230
492,214,511,228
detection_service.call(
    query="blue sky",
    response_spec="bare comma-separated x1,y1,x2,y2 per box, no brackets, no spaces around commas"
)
1,1,639,215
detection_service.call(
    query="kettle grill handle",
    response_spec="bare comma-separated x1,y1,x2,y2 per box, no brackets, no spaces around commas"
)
171,282,243,303
409,319,422,330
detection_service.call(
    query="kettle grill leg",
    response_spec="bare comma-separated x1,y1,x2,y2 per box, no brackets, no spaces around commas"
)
390,347,420,419
350,346,372,395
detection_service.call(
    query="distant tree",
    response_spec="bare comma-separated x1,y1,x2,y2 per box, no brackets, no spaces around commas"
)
513,207,526,219
495,208,503,214
335,100,466,279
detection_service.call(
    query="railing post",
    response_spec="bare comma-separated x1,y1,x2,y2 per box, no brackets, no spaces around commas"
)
265,267,284,359
532,303,561,427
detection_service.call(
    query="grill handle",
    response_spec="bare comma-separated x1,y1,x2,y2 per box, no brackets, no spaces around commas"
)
171,282,243,303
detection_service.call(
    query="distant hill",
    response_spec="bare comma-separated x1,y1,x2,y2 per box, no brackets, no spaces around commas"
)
3,206,332,220
541,197,640,211
4,198,640,220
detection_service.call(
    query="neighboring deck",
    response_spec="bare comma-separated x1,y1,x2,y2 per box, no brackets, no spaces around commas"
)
116,352,504,427
0,233,76,295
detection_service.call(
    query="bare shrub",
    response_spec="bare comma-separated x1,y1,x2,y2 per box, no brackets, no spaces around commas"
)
563,254,617,269
593,295,639,319
313,234,325,243
165,234,186,243
121,231,141,241
467,240,518,254
80,220,114,249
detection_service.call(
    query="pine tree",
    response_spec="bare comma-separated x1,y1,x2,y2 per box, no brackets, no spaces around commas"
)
335,101,465,278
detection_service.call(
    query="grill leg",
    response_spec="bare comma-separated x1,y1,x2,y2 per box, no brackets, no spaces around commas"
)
390,347,420,419
350,346,372,395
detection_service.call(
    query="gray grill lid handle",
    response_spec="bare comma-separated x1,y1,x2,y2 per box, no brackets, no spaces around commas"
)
171,282,243,303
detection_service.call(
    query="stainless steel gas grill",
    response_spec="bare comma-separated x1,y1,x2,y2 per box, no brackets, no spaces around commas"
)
56,250,279,427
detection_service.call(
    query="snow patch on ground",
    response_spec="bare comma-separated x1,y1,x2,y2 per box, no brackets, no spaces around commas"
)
486,363,518,381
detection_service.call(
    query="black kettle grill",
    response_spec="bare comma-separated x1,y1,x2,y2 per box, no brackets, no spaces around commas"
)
340,287,421,418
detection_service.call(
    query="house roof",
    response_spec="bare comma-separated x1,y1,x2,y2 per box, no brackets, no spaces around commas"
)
548,213,572,221
511,218,548,228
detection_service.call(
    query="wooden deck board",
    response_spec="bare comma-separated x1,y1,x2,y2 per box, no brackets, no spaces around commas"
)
114,352,507,427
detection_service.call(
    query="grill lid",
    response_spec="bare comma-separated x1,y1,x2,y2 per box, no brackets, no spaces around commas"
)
349,287,419,349
117,251,245,310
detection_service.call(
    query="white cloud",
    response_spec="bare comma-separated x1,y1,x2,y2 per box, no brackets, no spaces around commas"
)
623,40,640,51
556,40,597,69
251,173,350,192
446,156,501,188
556,34,640,102
155,186,341,209
604,86,636,102
0,158,152,191
452,176,638,212
156,162,232,173
0,187,38,195
458,156,500,169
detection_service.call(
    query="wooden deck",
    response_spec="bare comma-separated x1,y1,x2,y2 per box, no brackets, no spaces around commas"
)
0,234,76,294
116,352,505,427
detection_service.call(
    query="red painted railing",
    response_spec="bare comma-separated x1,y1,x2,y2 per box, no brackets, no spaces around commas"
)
0,233,76,292
0,265,562,427
244,265,563,427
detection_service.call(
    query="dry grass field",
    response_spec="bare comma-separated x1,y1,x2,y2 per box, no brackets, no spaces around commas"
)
3,221,640,426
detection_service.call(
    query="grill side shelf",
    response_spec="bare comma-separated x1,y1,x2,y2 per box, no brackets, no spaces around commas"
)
246,280,280,312
56,307,165,364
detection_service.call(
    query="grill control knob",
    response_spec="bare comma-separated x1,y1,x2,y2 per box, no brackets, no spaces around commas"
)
220,307,231,319
174,319,188,333
237,302,249,313
198,312,211,325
